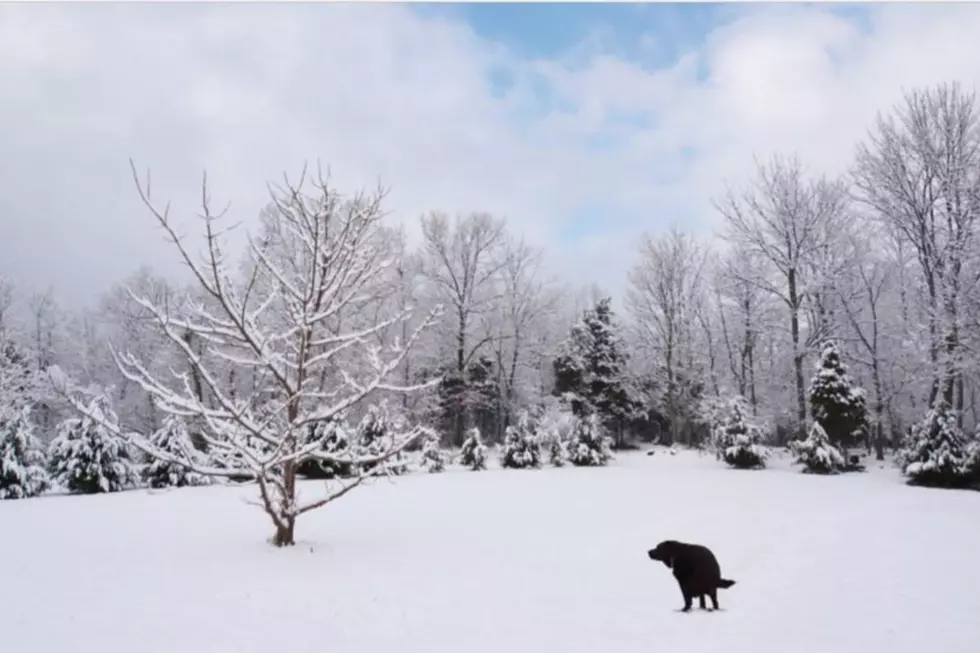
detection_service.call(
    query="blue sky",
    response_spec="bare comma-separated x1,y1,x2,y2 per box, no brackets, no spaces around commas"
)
2,2,980,306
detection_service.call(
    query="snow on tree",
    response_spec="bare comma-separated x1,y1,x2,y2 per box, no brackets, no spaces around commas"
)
47,395,140,494
552,297,637,446
713,396,768,469
808,341,869,450
52,165,442,546
899,399,977,489
143,415,212,489
536,401,575,467
499,410,541,469
459,426,488,471
567,413,613,467
0,405,51,499
790,421,846,475
417,428,448,473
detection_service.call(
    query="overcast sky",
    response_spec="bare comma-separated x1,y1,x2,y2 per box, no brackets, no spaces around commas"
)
3,2,980,310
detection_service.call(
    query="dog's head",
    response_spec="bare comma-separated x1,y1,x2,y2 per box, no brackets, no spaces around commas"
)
647,540,681,568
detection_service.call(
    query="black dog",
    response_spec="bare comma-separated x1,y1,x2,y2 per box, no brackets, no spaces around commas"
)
647,540,736,612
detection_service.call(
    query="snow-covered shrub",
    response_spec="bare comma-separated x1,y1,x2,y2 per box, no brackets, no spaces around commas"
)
899,400,977,489
459,427,488,471
143,415,212,489
0,405,51,500
791,421,846,475
499,411,541,469
713,396,768,470
536,402,575,467
357,403,410,476
295,417,353,479
48,396,140,494
417,428,448,473
568,413,614,467
808,341,869,450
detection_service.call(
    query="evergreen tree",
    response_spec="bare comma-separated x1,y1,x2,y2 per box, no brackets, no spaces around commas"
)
899,399,977,489
143,415,212,489
713,396,768,469
48,395,140,494
499,411,541,469
418,428,448,473
0,405,51,499
295,417,353,479
552,298,638,443
459,427,488,471
567,413,614,467
808,341,869,450
357,404,409,476
536,402,573,467
791,421,846,475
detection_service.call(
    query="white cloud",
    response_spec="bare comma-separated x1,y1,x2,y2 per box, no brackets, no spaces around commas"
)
2,3,980,310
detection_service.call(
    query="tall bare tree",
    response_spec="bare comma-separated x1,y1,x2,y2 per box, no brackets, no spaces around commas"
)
853,82,980,416
419,211,506,445
714,155,851,431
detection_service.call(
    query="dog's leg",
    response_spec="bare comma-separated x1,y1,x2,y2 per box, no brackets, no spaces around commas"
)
681,590,693,612
708,589,719,611
698,594,707,610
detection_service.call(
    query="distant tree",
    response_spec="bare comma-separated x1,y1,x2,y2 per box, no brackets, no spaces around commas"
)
143,415,212,489
459,427,488,471
899,399,977,489
553,298,638,445
790,421,846,475
713,396,768,469
499,411,541,469
48,395,140,494
0,405,51,499
567,413,613,467
808,341,870,451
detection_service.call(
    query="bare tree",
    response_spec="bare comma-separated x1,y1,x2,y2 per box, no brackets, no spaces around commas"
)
714,154,851,431
627,226,708,444
55,162,441,547
853,82,980,416
419,211,506,445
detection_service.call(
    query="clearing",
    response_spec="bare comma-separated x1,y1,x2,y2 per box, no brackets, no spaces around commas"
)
2,449,978,653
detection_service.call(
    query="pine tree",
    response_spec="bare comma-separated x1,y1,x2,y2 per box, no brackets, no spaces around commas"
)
537,402,573,467
713,396,768,469
143,415,212,489
48,396,140,494
552,298,638,444
808,341,869,450
567,413,614,467
791,421,846,475
899,399,977,489
459,427,488,471
0,405,51,499
418,428,448,473
499,411,541,469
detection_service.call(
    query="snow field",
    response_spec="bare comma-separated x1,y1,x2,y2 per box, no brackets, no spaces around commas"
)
2,449,979,653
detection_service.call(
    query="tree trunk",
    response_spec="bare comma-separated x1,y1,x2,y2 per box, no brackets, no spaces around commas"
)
788,268,806,429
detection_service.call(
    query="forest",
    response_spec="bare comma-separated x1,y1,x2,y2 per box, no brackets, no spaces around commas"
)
3,81,980,543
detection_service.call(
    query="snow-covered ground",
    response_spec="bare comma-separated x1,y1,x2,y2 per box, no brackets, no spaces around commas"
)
2,449,979,653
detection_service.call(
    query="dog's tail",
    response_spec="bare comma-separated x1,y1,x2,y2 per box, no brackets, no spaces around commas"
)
717,578,736,589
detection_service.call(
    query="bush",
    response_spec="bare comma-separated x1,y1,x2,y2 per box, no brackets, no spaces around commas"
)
790,421,846,475
500,411,541,469
417,428,448,473
144,415,213,489
0,405,51,499
899,400,978,489
567,413,613,467
459,427,488,471
713,396,768,470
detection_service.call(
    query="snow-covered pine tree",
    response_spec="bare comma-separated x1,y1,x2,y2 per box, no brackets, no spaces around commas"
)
791,421,846,475
499,410,541,469
417,428,447,473
713,396,768,469
48,395,140,494
567,413,614,467
54,169,442,546
899,399,976,489
808,341,869,451
144,415,212,489
0,405,51,499
552,298,637,446
536,402,573,467
459,426,488,471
